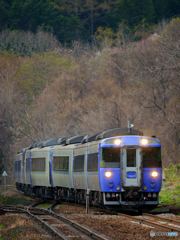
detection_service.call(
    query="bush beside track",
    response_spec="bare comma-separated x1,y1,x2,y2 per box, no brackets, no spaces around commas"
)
157,164,180,211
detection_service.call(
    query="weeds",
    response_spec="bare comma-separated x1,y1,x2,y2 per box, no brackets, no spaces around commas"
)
159,164,180,208
39,204,51,208
0,196,31,206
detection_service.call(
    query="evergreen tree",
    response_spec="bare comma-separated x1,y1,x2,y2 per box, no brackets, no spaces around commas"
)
0,0,11,31
116,0,155,31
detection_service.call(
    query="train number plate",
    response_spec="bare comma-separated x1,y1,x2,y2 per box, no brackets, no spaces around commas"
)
127,172,136,178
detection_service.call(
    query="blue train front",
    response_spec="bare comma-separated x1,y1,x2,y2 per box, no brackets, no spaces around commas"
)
14,127,162,211
99,132,162,210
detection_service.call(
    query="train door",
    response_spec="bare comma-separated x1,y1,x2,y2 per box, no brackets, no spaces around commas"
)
120,146,142,190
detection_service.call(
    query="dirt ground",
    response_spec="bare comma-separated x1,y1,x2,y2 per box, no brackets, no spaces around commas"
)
0,187,179,240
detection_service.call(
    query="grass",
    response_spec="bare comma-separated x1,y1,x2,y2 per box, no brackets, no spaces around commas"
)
39,203,51,208
0,225,3,230
158,164,180,210
0,196,31,206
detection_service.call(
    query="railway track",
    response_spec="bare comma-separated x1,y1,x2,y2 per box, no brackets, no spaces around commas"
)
116,212,180,233
1,202,108,240
2,200,180,237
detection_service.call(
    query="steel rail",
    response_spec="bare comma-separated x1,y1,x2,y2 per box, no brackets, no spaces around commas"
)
49,210,108,240
143,213,180,225
1,206,27,213
27,202,68,240
117,212,180,232
29,202,108,240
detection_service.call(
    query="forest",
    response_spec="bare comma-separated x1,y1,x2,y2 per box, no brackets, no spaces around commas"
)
0,0,180,183
0,0,180,45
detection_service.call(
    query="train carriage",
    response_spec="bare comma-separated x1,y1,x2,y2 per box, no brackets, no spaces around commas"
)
15,127,162,211
51,144,75,200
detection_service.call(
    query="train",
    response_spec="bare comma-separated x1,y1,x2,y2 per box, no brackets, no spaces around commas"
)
14,127,162,211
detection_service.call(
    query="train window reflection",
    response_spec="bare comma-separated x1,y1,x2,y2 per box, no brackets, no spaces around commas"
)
143,147,161,161
127,149,136,167
101,147,120,168
143,147,161,168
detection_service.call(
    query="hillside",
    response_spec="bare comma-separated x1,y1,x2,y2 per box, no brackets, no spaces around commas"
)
0,16,180,183
0,0,180,45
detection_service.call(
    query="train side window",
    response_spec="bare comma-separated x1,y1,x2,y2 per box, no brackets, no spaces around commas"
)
127,149,136,167
74,155,84,172
88,153,98,171
31,158,45,172
26,158,30,171
15,161,18,172
53,156,69,172
18,160,22,172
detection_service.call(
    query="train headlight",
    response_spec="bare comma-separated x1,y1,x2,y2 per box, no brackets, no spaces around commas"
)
114,139,121,145
141,138,148,145
105,171,112,178
151,171,158,177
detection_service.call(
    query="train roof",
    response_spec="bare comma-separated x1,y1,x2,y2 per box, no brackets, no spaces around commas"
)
96,127,143,140
19,127,144,153
65,135,87,145
81,133,101,143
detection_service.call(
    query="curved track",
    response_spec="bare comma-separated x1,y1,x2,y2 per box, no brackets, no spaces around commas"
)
2,200,180,237
1,201,108,240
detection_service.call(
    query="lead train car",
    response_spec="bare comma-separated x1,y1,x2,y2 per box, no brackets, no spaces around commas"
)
14,128,162,210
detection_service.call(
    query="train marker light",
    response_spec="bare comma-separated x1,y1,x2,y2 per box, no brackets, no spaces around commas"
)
153,193,157,198
106,193,110,198
117,187,120,190
114,139,121,145
147,193,152,198
111,193,116,198
105,171,112,178
141,138,148,145
151,171,158,177
143,186,147,190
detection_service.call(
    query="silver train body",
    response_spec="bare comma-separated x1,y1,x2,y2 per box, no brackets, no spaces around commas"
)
14,128,162,210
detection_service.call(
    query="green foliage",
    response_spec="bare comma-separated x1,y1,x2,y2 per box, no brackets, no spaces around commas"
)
160,17,180,38
132,35,142,42
17,51,73,103
0,0,180,45
95,26,117,47
39,203,51,208
159,190,174,204
0,196,31,206
0,225,3,230
116,0,156,34
163,163,180,182
159,164,180,208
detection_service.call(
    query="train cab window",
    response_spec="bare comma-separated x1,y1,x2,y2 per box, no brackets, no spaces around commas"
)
100,147,120,168
31,158,45,172
127,149,136,167
53,156,69,172
74,155,84,172
143,147,161,168
88,153,98,171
